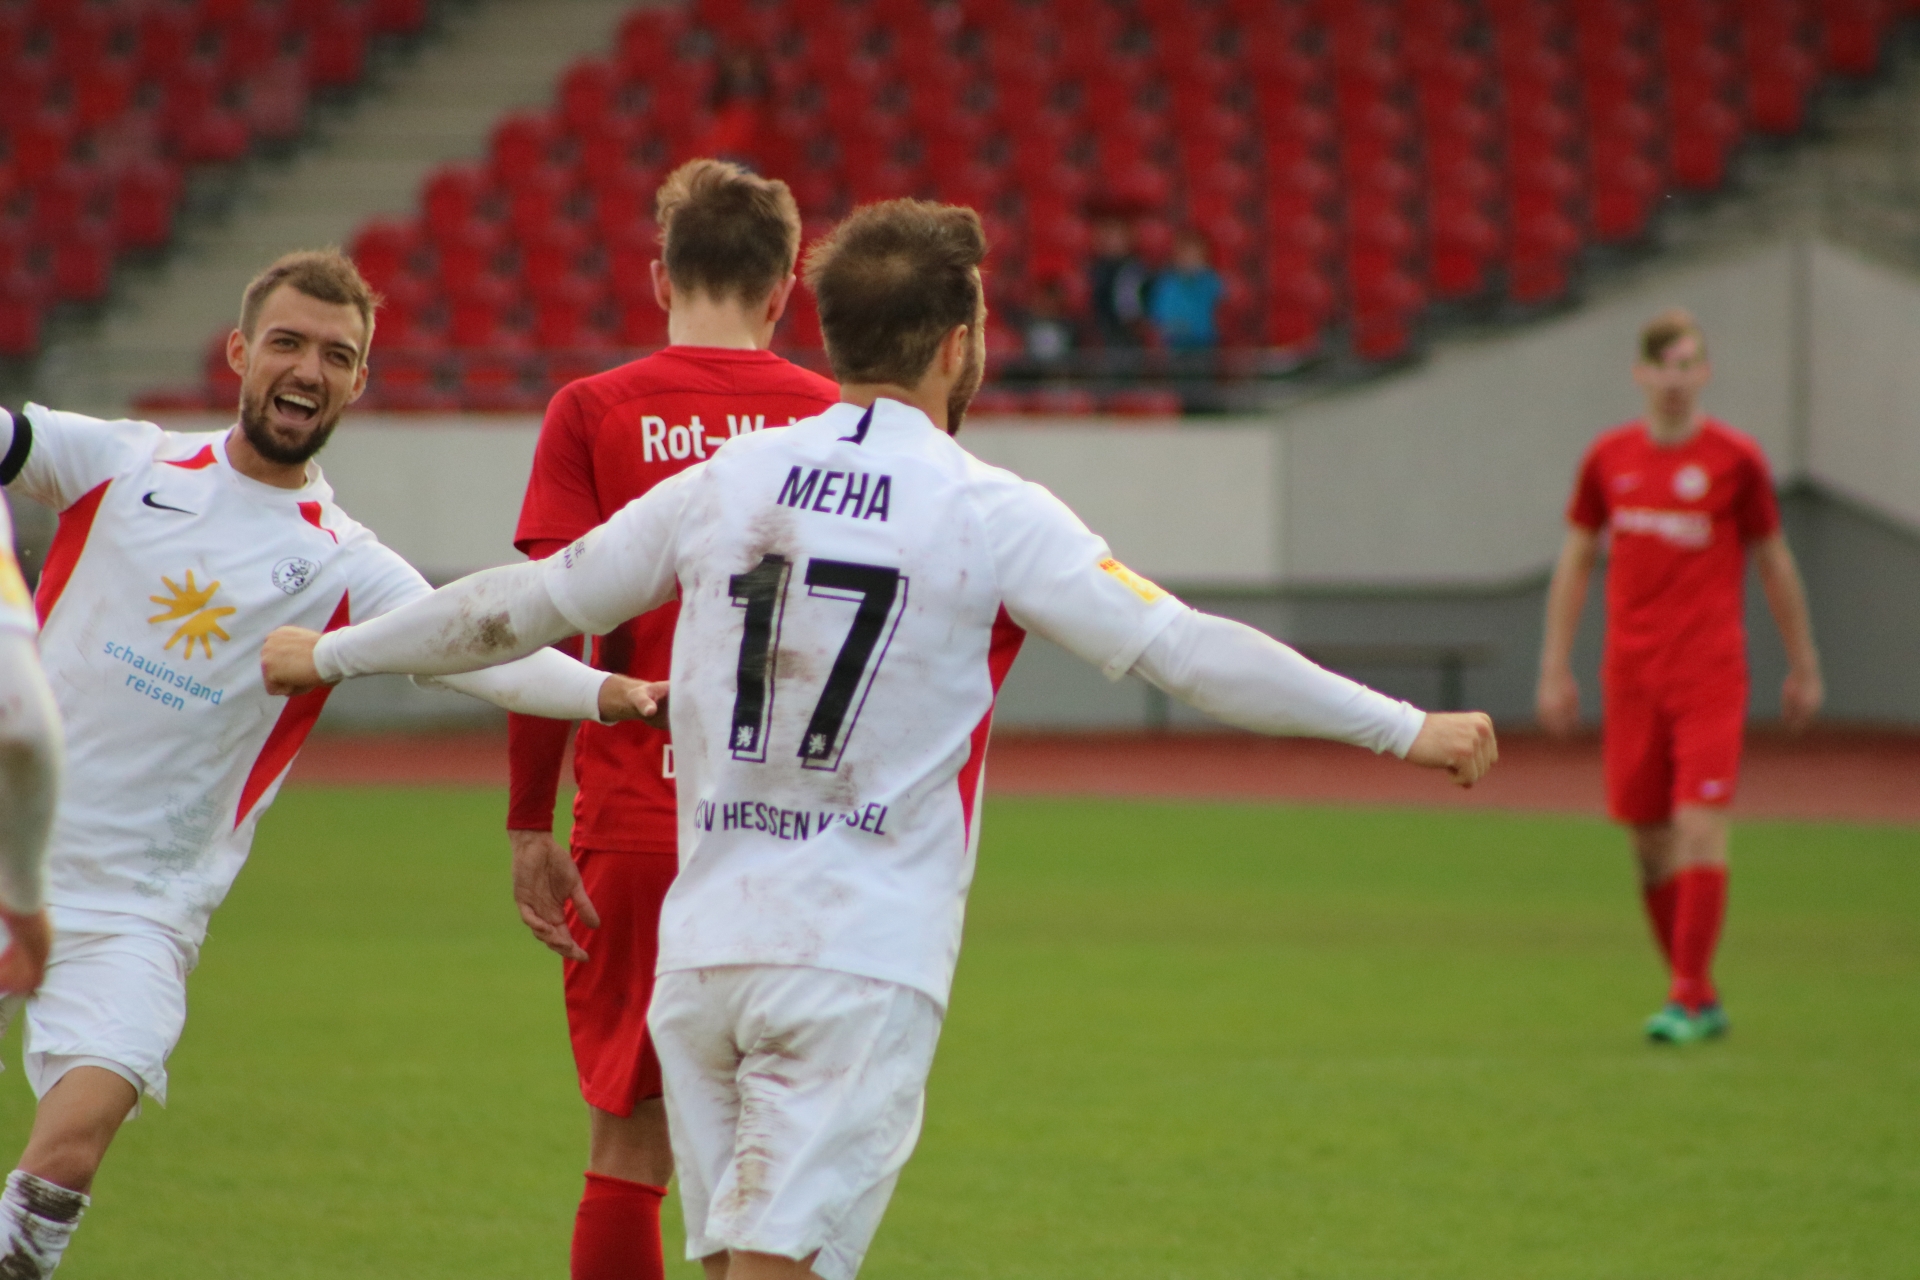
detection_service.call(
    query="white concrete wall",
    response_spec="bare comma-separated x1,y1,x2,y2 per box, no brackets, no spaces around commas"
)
1806,240,1920,532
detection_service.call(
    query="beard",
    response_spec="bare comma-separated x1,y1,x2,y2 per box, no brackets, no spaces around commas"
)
945,328,985,436
238,382,341,467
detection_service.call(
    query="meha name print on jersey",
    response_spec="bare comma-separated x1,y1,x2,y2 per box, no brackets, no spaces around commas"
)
772,466,893,522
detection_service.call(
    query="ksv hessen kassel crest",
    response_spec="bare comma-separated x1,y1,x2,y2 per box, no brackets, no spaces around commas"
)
272,557,318,595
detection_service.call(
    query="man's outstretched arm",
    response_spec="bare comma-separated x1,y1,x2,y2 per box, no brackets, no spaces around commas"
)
1131,609,1497,786
264,472,689,695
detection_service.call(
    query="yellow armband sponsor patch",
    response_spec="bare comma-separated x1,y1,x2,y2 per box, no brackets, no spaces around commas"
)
1098,557,1167,603
0,548,29,613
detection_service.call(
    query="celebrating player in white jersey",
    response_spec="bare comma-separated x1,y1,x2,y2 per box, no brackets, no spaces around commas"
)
0,497,59,998
0,250,655,1279
264,204,1498,1280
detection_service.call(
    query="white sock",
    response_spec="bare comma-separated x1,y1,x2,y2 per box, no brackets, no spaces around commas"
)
0,1169,89,1278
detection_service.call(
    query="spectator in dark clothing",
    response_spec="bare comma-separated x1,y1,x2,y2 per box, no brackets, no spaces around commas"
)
1087,217,1151,348
1149,230,1224,349
1022,277,1075,363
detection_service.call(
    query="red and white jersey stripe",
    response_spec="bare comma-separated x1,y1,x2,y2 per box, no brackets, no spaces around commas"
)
4,406,442,943
542,398,1185,1009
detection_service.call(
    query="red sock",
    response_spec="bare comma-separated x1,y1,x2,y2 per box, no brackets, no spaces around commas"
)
1641,876,1680,965
571,1172,667,1280
1667,864,1728,1012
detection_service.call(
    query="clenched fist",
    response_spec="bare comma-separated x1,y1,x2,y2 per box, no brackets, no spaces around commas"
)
1406,711,1499,787
261,625,326,696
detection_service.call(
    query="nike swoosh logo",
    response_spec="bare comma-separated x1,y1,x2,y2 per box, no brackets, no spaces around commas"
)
142,492,195,515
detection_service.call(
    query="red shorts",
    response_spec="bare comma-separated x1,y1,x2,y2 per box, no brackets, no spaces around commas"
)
562,847,677,1115
1602,671,1747,825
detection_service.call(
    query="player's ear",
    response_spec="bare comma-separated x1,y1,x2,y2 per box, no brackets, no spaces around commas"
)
651,260,673,313
765,273,796,327
226,328,248,379
941,323,969,375
348,356,370,404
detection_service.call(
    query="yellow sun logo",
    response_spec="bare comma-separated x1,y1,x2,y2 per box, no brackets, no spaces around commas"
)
148,571,237,659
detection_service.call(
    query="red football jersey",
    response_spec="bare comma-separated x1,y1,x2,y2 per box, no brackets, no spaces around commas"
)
509,346,840,850
1568,417,1780,683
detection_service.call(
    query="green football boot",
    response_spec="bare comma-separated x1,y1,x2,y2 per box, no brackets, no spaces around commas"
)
1644,1002,1701,1044
1691,1003,1730,1040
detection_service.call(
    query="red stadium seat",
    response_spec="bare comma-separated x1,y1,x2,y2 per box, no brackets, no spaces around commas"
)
505,164,577,237
8,109,76,184
240,57,312,143
113,158,184,250
530,274,606,350
29,163,112,238
616,8,687,74
72,62,137,132
459,351,543,413
0,271,46,356
300,1,373,88
433,220,510,293
423,165,490,236
559,58,620,137
491,111,566,180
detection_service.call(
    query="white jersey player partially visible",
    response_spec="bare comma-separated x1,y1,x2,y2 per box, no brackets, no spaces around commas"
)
0,250,659,1280
264,204,1498,1280
0,495,60,996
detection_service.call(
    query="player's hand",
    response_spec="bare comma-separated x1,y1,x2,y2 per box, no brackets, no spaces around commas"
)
0,907,52,996
597,677,669,731
510,829,598,963
1407,711,1498,787
1781,664,1823,732
261,626,327,696
1535,666,1581,737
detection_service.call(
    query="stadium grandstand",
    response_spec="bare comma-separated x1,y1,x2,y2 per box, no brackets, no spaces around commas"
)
0,0,1885,416
0,0,431,356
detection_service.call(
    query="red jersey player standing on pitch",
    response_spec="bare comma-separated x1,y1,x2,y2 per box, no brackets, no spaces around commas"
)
1537,310,1823,1045
506,159,838,1280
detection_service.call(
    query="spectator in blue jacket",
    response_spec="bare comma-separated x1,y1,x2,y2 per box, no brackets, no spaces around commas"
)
1149,230,1224,349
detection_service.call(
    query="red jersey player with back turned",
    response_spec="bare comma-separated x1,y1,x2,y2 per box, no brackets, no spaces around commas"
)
506,158,837,1280
1537,310,1823,1045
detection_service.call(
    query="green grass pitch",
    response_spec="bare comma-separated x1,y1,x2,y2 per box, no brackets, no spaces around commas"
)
5,788,1915,1278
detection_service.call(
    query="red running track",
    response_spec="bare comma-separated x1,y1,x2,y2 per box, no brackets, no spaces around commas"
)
288,727,1920,825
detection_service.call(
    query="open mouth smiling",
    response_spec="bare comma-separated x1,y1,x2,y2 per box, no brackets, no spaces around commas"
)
273,390,321,423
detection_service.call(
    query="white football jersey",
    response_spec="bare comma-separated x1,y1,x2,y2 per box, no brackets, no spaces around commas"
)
0,497,32,637
545,398,1186,1007
3,405,457,942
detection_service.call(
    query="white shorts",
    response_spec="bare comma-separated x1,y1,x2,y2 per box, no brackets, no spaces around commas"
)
0,907,197,1112
651,966,943,1280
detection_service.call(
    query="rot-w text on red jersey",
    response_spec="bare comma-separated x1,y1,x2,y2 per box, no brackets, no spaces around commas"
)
510,346,839,851
1568,418,1780,684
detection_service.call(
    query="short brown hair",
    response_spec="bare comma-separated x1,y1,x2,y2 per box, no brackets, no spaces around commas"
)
1639,308,1706,364
803,200,986,387
240,249,380,359
655,158,801,303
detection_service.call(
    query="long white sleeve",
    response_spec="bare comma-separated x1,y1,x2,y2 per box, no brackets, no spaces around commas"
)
419,647,610,723
1131,609,1426,757
314,560,577,682
0,633,60,913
